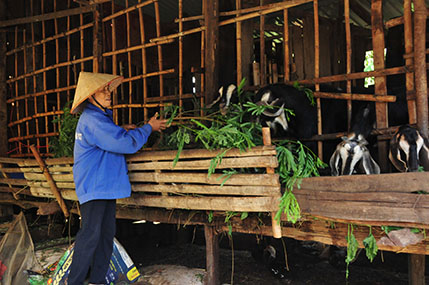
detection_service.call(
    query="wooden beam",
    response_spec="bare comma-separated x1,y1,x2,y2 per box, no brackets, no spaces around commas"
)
0,0,6,156
404,0,416,124
204,0,219,105
0,6,94,28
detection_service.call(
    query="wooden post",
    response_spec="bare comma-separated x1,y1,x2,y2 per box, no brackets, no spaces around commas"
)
93,3,103,73
344,0,352,131
259,0,266,86
283,8,290,82
236,0,242,85
29,145,69,218
203,0,219,105
0,0,7,156
371,0,389,172
409,1,428,284
262,127,282,238
314,0,322,159
414,0,428,138
409,254,425,285
204,224,220,285
404,0,416,125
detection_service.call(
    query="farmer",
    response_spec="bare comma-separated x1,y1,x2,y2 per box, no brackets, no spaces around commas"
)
67,71,167,285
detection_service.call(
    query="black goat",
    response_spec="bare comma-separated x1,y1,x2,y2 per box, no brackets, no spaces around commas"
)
329,104,380,176
389,125,429,172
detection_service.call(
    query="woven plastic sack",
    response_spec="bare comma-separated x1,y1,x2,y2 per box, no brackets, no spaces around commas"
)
0,212,43,285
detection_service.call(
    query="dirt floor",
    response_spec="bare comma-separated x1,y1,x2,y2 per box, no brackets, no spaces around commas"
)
18,213,429,285
114,221,425,285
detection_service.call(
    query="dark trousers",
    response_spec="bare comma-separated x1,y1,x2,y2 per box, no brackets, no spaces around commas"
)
67,199,116,285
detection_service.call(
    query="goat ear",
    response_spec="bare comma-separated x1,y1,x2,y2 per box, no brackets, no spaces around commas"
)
389,137,408,172
361,151,380,174
329,149,341,176
419,137,429,171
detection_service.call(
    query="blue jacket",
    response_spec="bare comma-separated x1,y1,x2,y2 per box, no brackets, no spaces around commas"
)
73,103,152,204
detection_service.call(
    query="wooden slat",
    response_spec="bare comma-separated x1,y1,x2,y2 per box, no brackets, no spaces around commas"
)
129,172,280,186
131,184,279,196
0,157,27,164
121,195,277,212
23,173,74,182
296,198,429,225
17,157,74,166
27,181,75,189
127,145,276,162
0,167,24,173
295,189,429,207
29,187,77,200
299,172,429,193
0,178,28,186
127,156,278,170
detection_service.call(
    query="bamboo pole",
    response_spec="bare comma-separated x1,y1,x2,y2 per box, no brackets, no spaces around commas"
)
111,2,118,124
154,0,164,105
236,0,242,85
138,0,148,122
29,145,69,218
14,27,22,155
344,0,352,131
6,23,94,56
31,0,40,151
23,29,30,151
313,0,322,159
259,0,266,86
313,91,396,102
54,1,60,150
6,86,77,103
178,0,183,111
404,0,416,125
93,3,103,72
67,0,72,102
150,0,313,45
41,0,49,156
0,6,94,28
200,12,205,117
414,0,429,138
262,128,282,238
102,0,155,22
290,65,410,85
126,0,132,123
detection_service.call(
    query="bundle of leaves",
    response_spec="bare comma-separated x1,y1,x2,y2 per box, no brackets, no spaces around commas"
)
50,102,79,158
158,80,326,224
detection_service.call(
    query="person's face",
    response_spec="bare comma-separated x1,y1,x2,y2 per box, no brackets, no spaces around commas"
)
92,86,112,108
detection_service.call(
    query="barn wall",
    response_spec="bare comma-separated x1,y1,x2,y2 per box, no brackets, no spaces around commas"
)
1,0,427,161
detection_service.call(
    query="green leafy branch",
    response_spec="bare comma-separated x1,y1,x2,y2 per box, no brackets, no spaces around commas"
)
274,140,326,223
50,102,79,158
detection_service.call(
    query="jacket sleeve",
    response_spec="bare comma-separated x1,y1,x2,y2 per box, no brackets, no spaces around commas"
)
85,118,153,154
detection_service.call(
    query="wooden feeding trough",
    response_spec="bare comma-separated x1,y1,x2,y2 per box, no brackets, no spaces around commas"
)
0,144,283,238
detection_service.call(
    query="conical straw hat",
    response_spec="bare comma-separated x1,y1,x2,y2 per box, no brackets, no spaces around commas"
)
71,72,124,114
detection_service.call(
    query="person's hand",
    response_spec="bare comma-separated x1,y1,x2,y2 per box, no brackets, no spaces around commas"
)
122,124,137,131
148,112,168,132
